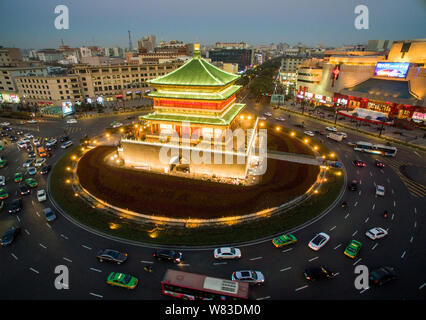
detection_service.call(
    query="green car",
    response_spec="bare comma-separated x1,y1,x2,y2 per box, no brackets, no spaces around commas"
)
14,172,23,183
0,159,6,168
344,240,362,259
106,272,138,290
272,233,297,248
0,188,8,200
25,178,38,188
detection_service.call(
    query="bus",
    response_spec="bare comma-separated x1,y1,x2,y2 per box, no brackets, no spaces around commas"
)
161,269,249,300
353,141,397,157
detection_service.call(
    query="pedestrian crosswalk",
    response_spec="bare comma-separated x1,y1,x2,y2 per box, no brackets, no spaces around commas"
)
384,158,426,198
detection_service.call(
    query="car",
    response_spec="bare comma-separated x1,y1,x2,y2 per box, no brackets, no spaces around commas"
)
40,165,51,175
15,130,23,135
27,119,38,124
231,270,265,285
8,198,22,214
308,232,330,251
111,122,123,128
336,132,347,139
18,184,30,195
106,272,138,289
153,249,182,263
304,266,334,281
27,167,37,175
213,247,242,259
14,172,23,183
61,141,73,149
17,141,27,149
23,159,35,168
26,144,33,152
66,119,77,124
33,138,40,146
304,131,315,137
24,133,34,139
34,158,46,167
9,135,17,142
348,180,358,191
0,159,6,168
369,267,396,286
97,249,128,264
20,138,31,144
325,126,337,132
353,160,366,167
264,112,272,117
25,178,38,188
46,139,57,147
37,189,47,202
275,117,285,121
0,226,20,247
2,126,12,131
0,175,5,186
376,185,385,196
28,151,36,158
258,116,266,120
0,188,9,200
0,121,10,126
365,227,388,240
43,207,57,222
375,159,385,168
344,240,362,259
272,233,297,248
59,135,70,142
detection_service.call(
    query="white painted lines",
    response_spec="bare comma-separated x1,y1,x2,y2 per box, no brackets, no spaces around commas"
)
63,257,72,263
329,226,336,231
16,216,20,222
414,208,417,214
372,204,375,210
89,293,103,298
90,268,102,273
364,217,369,223
344,213,350,220
213,262,228,266
295,285,308,292
24,229,30,235
282,248,293,253
371,243,378,251
353,258,362,266
380,169,384,174
256,296,271,300
178,263,190,267
82,245,92,250
60,234,69,240
352,230,358,237
391,189,394,194
308,256,319,262
414,221,417,228
39,243,47,249
359,180,362,185
11,253,18,260
419,283,426,290
410,236,414,243
401,251,406,259
250,256,263,261
369,171,373,177
334,244,342,250
141,260,154,264
29,267,39,274
360,287,369,294
391,214,395,221
387,178,391,184
46,223,51,229
358,190,362,196
393,201,396,207
35,211,40,217
354,201,358,207
280,267,292,272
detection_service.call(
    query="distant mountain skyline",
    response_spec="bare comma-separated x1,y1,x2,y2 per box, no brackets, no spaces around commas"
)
1,0,425,50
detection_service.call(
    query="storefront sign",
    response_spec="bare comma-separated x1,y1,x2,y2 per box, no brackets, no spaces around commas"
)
374,62,410,79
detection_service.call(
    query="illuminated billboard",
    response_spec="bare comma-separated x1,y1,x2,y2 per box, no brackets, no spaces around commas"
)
374,62,410,78
62,101,74,115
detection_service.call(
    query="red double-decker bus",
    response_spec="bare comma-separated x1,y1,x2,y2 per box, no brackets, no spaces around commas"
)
161,269,249,300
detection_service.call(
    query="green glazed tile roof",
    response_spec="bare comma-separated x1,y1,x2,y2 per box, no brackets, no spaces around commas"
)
141,103,246,126
147,85,242,101
147,56,240,87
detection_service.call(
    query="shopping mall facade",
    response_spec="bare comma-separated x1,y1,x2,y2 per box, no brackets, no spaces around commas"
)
296,40,426,124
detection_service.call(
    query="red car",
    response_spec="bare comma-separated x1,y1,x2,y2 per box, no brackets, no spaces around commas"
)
375,160,385,168
353,160,366,167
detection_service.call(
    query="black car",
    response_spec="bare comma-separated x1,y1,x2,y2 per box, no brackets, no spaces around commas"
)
9,135,17,142
348,180,358,191
153,249,182,263
28,151,36,158
8,199,23,214
353,160,366,167
18,184,30,196
0,131,8,137
0,226,21,247
2,126,12,131
40,165,51,175
369,267,396,286
375,159,385,168
15,130,23,135
60,136,70,142
304,266,334,281
96,249,128,264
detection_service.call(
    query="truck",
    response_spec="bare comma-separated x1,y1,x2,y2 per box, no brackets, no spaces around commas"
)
327,132,343,142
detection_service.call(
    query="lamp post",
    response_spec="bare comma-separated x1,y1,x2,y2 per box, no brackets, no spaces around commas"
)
378,119,386,137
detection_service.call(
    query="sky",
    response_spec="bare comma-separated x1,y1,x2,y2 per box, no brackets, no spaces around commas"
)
1,0,425,49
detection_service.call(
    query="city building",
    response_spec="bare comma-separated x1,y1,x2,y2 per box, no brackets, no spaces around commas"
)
118,44,257,179
36,49,64,63
138,35,156,52
208,47,253,71
0,48,23,67
215,42,249,49
367,40,394,52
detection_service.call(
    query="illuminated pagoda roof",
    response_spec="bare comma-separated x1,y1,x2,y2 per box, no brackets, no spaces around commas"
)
147,85,242,101
146,45,240,87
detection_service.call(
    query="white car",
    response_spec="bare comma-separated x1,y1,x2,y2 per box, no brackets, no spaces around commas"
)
264,112,272,117
0,175,5,186
34,158,46,167
325,127,337,132
308,232,330,251
0,121,10,126
365,227,388,240
336,132,347,139
258,116,266,120
27,166,37,175
27,119,38,124
17,141,27,149
37,189,47,202
20,138,31,144
214,247,242,260
275,117,286,121
24,133,34,139
61,141,73,149
23,159,35,168
112,122,123,128
231,270,265,285
376,185,385,196
304,131,315,137
66,119,77,124
46,139,57,147
33,138,40,146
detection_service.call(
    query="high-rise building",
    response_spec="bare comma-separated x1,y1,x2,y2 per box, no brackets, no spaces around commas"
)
208,47,253,71
138,35,156,52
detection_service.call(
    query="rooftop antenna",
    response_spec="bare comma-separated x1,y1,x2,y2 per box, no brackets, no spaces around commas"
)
128,30,133,51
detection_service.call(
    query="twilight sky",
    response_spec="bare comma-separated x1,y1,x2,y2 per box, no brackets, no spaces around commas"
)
1,0,425,49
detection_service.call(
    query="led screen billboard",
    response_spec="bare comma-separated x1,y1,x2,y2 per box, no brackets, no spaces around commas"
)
62,101,74,115
374,62,410,78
